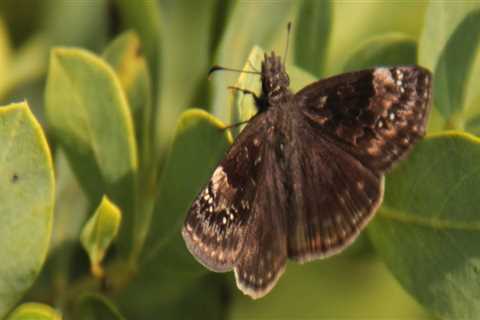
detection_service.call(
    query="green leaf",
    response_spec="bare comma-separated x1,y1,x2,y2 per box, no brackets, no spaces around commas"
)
211,1,296,121
45,48,138,256
294,0,331,77
113,0,162,95
418,2,480,72
0,102,54,318
102,31,156,263
231,255,432,319
144,109,231,271
76,293,125,320
50,149,88,250
103,30,153,165
7,303,62,320
434,10,480,123
81,196,122,278
419,4,480,124
343,33,417,71
42,0,108,49
155,0,220,150
368,132,480,319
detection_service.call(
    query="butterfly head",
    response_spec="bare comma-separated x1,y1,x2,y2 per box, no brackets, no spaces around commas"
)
261,51,291,108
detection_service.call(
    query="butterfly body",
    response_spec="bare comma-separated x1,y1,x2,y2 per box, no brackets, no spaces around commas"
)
182,51,432,298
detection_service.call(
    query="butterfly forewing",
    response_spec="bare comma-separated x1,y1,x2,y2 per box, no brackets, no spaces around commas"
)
182,113,268,272
295,66,432,172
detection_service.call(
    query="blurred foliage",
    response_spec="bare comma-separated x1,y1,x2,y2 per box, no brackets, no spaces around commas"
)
0,1,479,319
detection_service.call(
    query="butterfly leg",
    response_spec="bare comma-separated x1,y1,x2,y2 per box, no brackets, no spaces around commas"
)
221,119,250,131
228,86,259,99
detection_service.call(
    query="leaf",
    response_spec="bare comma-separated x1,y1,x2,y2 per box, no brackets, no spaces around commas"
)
368,132,480,319
419,4,480,124
0,102,54,318
42,0,108,49
45,48,138,256
113,0,162,94
327,2,428,75
231,255,432,319
294,0,332,77
50,149,88,251
102,31,156,262
155,0,220,150
103,30,153,165
115,271,227,320
433,10,480,123
418,2,480,72
211,0,296,121
143,109,231,271
343,33,417,71
81,196,122,278
7,303,62,320
76,293,126,320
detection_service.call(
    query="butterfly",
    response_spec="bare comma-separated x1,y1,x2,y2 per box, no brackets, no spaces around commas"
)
182,45,432,299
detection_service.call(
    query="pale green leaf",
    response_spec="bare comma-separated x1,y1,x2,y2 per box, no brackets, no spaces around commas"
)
103,30,153,165
103,31,156,263
81,196,121,278
0,102,54,318
45,47,137,255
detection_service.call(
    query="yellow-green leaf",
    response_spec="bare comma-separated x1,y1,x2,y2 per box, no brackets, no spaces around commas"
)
103,31,153,165
0,102,54,318
45,48,137,255
81,196,122,278
144,109,231,271
7,303,62,320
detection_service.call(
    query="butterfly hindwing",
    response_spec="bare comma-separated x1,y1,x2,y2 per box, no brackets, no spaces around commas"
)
285,116,384,261
182,113,268,272
295,66,432,172
234,138,289,298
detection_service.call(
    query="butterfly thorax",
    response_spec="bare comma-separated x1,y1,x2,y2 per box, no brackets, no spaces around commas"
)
260,52,291,111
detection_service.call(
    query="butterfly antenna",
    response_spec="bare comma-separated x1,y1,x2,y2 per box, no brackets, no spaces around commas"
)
283,22,292,66
208,65,261,79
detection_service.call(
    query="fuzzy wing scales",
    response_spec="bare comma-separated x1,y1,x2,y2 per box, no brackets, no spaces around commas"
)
295,66,432,172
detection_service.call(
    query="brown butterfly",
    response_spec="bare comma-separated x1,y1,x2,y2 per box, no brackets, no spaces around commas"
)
182,27,431,299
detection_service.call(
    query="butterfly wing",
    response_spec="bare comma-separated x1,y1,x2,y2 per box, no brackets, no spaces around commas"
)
233,139,289,299
182,113,267,272
183,108,290,298
285,119,384,262
295,66,432,172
